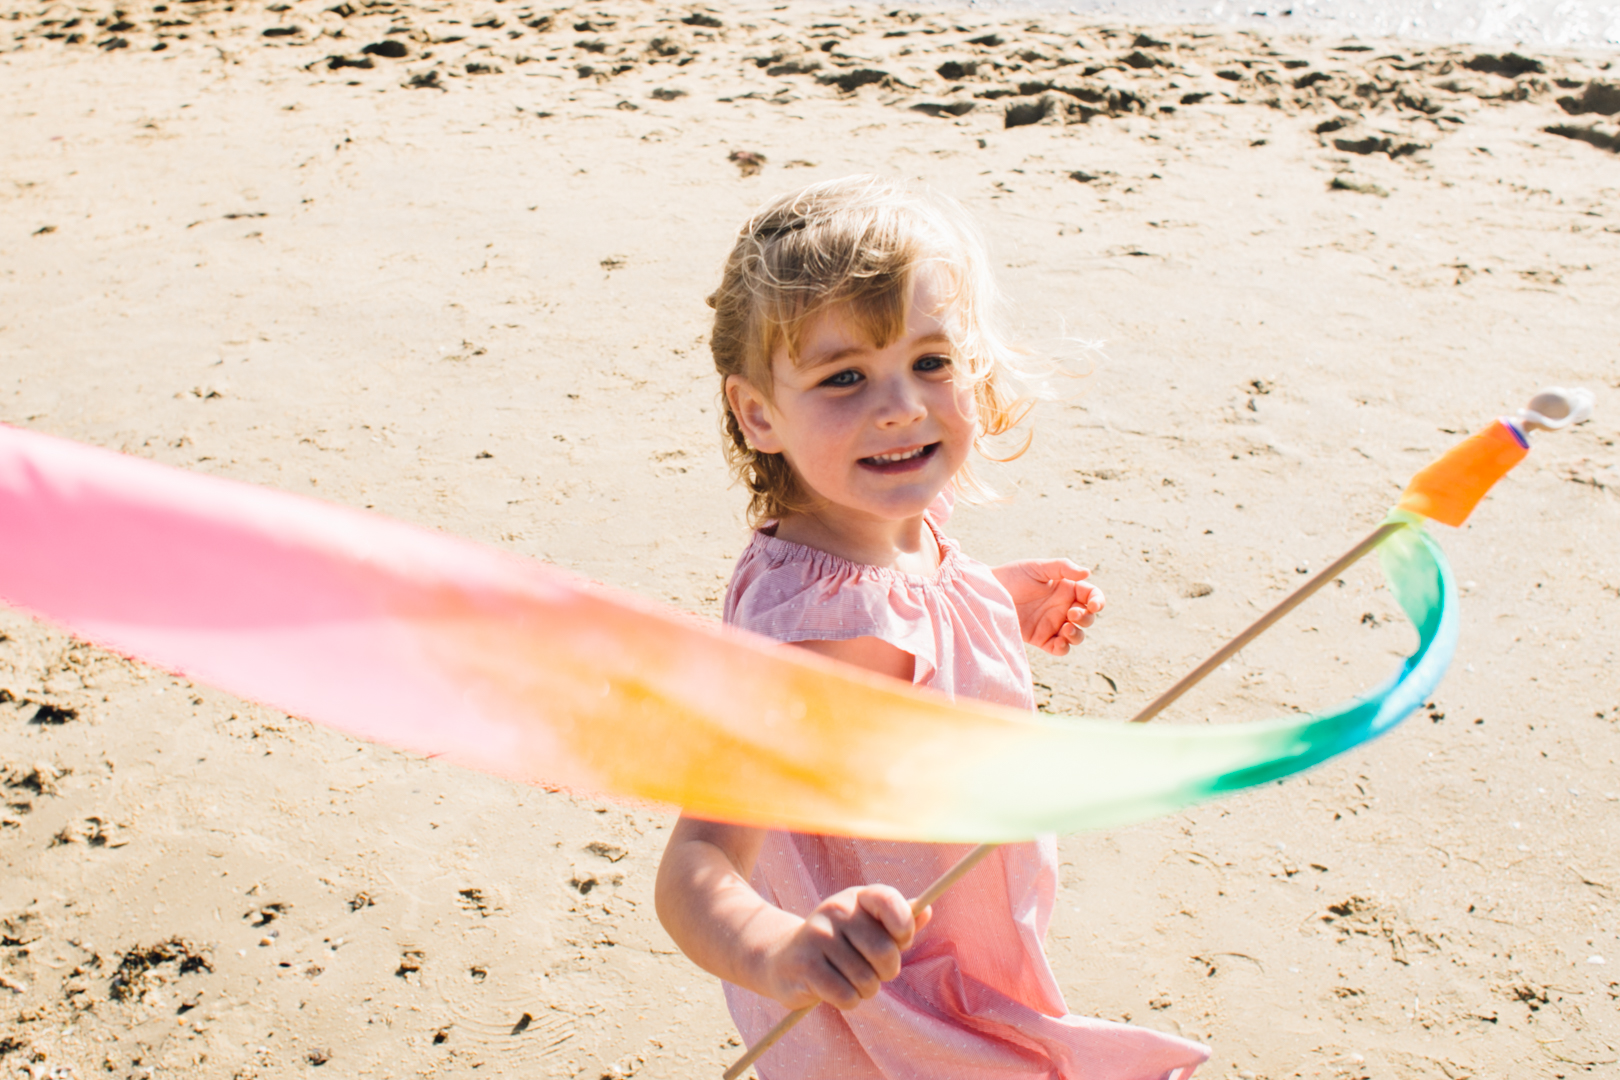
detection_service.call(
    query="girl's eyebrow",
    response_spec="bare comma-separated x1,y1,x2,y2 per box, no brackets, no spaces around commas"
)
800,333,953,370
800,343,867,369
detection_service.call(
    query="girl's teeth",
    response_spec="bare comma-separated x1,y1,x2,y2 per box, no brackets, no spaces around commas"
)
869,448,924,464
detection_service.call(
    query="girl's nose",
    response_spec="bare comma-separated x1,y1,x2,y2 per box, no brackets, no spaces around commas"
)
873,376,928,426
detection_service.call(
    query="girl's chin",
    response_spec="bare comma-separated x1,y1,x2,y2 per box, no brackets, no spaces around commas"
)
840,489,949,521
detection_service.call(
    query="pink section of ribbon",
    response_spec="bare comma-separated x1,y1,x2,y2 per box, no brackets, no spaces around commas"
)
0,423,565,777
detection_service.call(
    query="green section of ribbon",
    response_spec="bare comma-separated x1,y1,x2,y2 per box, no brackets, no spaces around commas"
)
931,516,1455,841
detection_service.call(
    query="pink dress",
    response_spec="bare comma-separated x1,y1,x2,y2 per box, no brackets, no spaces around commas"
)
722,501,1210,1080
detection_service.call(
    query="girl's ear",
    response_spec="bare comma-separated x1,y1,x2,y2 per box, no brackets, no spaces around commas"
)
725,375,784,455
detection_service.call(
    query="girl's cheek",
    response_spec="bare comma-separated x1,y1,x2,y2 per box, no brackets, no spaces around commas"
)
955,386,979,427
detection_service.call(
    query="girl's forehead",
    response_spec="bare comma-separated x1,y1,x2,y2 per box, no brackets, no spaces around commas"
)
784,278,954,368
793,304,873,359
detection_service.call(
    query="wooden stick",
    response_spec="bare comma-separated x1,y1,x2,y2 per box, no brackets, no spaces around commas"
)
723,520,1406,1079
721,843,997,1080
722,1005,812,1080
908,840,998,910
1127,520,1404,724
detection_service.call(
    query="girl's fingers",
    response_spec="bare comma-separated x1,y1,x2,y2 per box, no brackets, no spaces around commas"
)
1045,559,1090,582
811,950,871,1010
1058,561,1090,582
1048,617,1086,653
841,918,905,983
820,926,897,1006
856,887,914,945
798,886,917,1009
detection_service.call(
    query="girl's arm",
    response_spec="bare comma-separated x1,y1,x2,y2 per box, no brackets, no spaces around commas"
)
654,636,926,1011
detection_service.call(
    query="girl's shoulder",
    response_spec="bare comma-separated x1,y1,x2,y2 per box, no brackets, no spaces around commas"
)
727,489,950,592
721,492,992,651
722,490,1035,706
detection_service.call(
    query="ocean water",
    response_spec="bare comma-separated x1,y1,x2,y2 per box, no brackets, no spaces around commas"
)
955,0,1620,49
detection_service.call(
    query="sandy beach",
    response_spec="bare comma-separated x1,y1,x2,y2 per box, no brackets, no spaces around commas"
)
2,0,1619,1076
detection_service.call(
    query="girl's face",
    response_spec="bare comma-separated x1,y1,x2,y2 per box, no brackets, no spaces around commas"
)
727,274,978,527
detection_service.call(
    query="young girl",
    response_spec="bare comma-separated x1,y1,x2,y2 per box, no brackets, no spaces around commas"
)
655,177,1209,1080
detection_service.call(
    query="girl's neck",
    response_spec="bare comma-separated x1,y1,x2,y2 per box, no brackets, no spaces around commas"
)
773,506,940,576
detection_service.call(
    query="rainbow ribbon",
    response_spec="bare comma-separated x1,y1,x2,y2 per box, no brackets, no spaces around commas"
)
0,422,1522,842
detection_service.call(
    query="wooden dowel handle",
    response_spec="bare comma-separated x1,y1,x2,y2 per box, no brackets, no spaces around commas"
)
722,1006,812,1080
720,843,998,1080
909,842,996,912
1127,520,1404,724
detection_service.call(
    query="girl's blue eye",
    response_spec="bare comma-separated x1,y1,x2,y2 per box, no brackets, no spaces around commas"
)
915,354,951,373
822,369,862,388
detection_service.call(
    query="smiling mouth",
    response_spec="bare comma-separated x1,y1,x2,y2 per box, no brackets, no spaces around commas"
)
860,444,938,467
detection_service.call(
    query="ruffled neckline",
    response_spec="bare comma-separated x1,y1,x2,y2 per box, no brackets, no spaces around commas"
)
751,512,962,588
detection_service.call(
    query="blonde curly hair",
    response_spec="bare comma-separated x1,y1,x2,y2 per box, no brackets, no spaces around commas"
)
707,176,1035,527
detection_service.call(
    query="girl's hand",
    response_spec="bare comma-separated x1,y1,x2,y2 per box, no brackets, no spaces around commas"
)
992,559,1105,656
761,885,931,1011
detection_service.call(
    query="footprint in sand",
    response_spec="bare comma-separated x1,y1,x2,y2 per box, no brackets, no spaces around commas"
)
50,816,129,848
585,840,628,862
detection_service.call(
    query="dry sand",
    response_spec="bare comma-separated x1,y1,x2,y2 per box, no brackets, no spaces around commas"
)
2,0,1619,1077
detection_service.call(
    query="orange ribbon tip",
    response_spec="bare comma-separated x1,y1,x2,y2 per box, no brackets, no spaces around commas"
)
1397,419,1528,527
